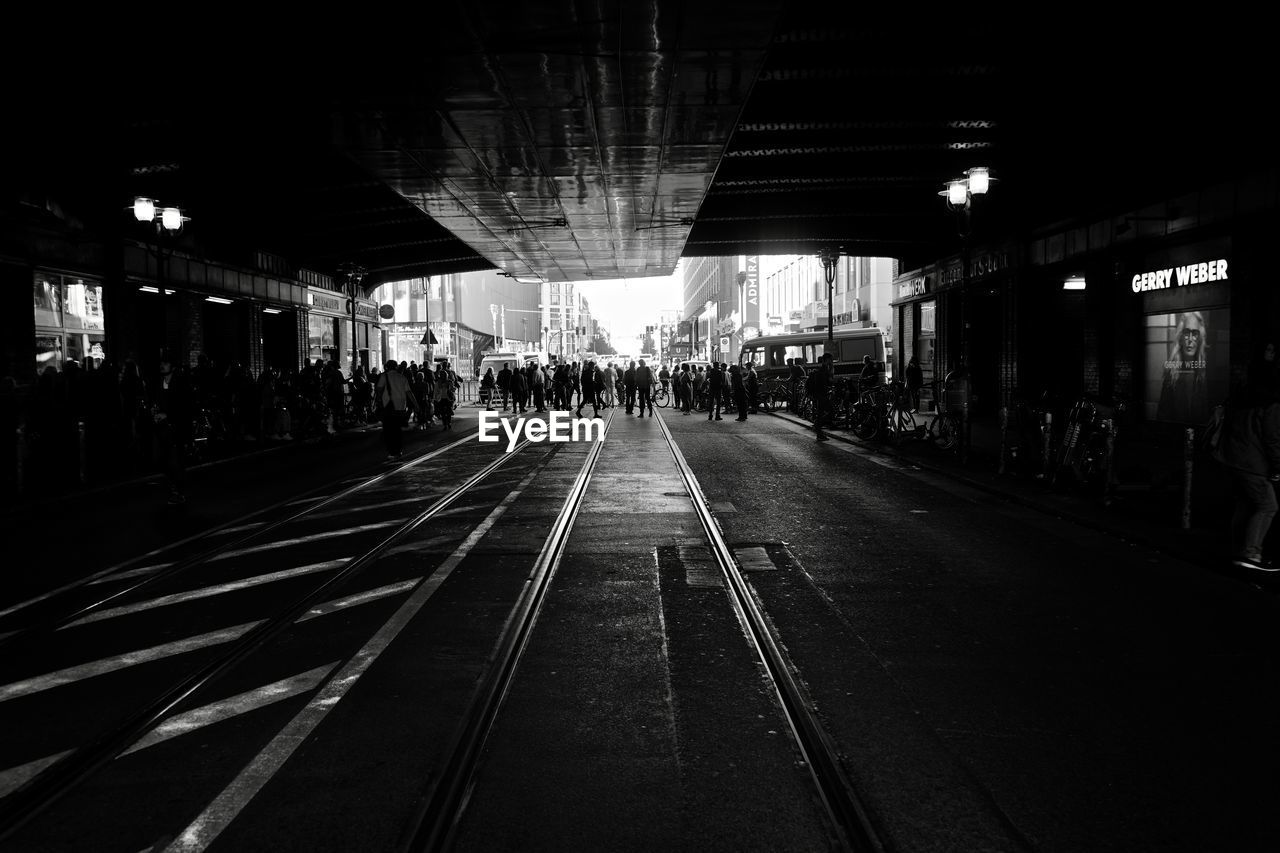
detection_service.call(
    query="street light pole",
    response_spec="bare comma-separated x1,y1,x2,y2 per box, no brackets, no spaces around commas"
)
819,246,840,348
338,263,366,377
129,197,188,366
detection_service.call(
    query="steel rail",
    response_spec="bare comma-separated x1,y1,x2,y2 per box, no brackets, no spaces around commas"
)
0,436,537,842
0,434,475,647
652,411,887,853
400,410,614,853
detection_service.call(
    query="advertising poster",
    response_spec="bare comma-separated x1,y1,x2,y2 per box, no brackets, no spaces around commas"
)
1144,308,1229,424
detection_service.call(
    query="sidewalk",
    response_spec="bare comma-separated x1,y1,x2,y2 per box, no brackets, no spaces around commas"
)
769,408,1254,585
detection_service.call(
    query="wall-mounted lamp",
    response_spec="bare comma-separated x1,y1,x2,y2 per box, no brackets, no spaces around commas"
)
263,307,282,314
205,296,234,304
138,285,175,295
1063,276,1087,291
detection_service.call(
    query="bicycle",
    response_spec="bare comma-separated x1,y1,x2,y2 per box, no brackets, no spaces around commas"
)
884,379,918,444
924,380,963,451
653,384,671,408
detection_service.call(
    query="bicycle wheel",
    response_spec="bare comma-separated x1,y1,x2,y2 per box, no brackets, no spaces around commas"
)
850,402,880,440
889,406,915,443
655,388,670,408
931,413,959,450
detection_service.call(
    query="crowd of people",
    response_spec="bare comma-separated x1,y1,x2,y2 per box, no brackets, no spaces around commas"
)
476,358,766,423
0,354,472,504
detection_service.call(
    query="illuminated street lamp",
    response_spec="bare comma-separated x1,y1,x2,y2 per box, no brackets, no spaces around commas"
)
128,196,189,365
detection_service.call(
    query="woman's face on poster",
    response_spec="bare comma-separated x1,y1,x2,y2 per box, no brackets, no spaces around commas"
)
1178,316,1204,359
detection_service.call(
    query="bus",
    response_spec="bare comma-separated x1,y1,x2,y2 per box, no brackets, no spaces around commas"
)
737,327,889,383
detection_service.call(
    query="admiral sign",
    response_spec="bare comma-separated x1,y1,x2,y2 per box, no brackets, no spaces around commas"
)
742,255,760,330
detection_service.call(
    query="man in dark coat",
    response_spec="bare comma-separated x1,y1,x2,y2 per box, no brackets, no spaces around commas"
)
707,363,725,421
497,363,513,411
624,361,637,414
1220,374,1280,573
577,361,599,418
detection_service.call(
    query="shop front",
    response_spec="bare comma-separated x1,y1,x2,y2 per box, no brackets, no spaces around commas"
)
306,288,378,374
33,271,107,375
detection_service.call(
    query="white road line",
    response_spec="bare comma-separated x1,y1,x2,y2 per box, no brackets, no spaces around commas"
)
295,580,421,623
0,577,422,704
86,562,176,586
0,751,72,799
0,623,262,704
121,664,338,757
206,522,403,561
65,560,350,628
0,665,337,798
166,468,541,853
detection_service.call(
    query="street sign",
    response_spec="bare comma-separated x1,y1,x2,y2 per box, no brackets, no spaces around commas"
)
719,336,730,349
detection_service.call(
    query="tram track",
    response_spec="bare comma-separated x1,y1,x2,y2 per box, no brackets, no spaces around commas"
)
0,429,556,843
650,412,886,853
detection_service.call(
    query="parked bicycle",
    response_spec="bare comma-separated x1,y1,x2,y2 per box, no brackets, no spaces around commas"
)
1051,393,1126,502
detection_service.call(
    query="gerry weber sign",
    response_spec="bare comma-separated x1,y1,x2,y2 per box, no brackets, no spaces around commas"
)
1130,258,1229,293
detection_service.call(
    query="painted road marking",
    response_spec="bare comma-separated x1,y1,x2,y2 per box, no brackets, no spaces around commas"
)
207,522,403,561
295,580,420,623
166,467,543,853
86,562,176,586
0,665,338,798
121,664,338,757
64,560,350,628
0,623,262,704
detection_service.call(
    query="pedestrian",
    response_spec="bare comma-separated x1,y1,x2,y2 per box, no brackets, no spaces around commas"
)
624,360,637,414
577,361,599,418
811,353,834,441
149,353,195,503
659,363,671,397
480,367,496,410
859,354,878,390
1218,368,1280,574
434,363,456,428
510,364,528,414
497,362,512,411
788,358,806,412
731,364,748,421
530,362,546,412
602,362,616,408
375,360,418,457
745,363,759,414
636,359,655,417
678,363,693,414
906,355,924,413
707,362,725,421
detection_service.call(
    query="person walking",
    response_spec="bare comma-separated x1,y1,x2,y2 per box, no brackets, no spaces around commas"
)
509,364,528,414
707,363,725,421
905,355,924,412
480,367,496,410
375,361,417,458
624,360,637,414
1218,371,1280,574
433,362,455,429
678,363,693,414
496,363,512,411
731,364,749,421
788,358,806,412
577,361,599,418
811,352,834,441
149,354,195,503
636,359,655,417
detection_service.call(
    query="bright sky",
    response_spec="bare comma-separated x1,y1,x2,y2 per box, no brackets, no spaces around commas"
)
573,268,682,348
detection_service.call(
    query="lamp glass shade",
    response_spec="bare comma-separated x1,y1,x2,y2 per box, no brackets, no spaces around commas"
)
1063,277,1086,291
967,167,990,195
133,197,156,222
160,207,183,231
946,180,968,206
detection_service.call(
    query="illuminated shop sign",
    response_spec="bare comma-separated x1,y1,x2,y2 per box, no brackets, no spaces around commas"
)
1131,259,1229,293
898,276,929,299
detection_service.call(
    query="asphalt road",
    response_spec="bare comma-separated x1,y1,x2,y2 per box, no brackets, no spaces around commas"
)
1,405,1277,852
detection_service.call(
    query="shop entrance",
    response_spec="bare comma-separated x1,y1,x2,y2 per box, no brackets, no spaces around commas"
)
965,286,1004,417
263,310,299,372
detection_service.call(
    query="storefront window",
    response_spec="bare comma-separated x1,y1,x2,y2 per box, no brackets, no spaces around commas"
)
919,301,936,334
1145,308,1229,424
308,314,339,363
34,272,107,374
34,276,62,327
35,335,63,373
